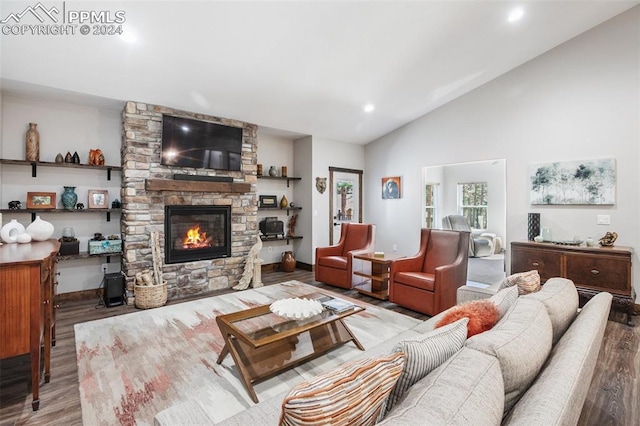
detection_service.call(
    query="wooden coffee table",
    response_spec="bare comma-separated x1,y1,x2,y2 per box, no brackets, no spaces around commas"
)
215,292,365,402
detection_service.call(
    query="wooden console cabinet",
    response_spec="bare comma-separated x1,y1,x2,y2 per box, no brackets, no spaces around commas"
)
0,239,60,410
511,241,635,325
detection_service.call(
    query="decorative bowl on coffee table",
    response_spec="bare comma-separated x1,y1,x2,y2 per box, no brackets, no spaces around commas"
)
269,297,323,320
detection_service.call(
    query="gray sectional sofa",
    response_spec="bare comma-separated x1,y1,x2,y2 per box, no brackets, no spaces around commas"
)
155,278,612,425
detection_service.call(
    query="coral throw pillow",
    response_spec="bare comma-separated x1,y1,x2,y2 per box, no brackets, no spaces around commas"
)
436,300,500,338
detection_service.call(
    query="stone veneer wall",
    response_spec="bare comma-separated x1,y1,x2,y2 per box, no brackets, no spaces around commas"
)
121,101,258,299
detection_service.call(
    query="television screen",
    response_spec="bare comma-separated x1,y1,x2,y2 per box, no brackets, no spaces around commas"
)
161,115,243,171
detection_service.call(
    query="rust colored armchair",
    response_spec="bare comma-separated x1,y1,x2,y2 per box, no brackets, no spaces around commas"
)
315,223,376,289
389,229,470,316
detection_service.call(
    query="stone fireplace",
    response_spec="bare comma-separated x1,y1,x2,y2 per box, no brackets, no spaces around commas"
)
121,101,258,299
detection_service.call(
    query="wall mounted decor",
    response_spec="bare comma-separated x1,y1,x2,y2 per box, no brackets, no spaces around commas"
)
88,189,109,209
315,177,327,194
530,158,615,205
382,176,401,199
26,192,56,209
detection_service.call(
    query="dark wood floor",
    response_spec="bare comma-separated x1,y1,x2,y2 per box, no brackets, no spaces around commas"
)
0,270,637,425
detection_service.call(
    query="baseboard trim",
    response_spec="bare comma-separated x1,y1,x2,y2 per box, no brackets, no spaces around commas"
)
57,288,103,303
261,261,313,273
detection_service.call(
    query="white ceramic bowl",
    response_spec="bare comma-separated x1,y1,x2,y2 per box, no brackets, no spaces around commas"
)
270,297,323,320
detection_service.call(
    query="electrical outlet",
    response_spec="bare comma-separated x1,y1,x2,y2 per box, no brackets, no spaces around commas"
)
101,263,109,272
597,215,610,225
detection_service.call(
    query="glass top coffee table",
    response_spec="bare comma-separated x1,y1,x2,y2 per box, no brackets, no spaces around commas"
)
215,292,365,402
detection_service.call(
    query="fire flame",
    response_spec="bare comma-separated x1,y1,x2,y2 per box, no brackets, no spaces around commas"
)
182,225,211,249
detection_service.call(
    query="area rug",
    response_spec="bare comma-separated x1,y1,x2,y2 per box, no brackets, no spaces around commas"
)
75,280,422,425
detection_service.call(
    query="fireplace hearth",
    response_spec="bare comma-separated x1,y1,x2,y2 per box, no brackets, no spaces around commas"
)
165,205,231,264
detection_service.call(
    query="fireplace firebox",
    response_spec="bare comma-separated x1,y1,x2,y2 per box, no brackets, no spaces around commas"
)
164,205,231,264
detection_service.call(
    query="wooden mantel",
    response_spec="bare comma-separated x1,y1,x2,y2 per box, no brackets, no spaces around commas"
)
145,179,251,193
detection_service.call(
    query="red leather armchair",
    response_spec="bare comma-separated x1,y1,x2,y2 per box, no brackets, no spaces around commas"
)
315,223,376,289
389,229,470,316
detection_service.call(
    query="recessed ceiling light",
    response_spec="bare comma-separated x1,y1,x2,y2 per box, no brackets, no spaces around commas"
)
508,7,524,23
364,104,375,113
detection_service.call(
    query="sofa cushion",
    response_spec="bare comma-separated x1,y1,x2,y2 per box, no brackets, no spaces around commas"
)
490,285,519,319
394,272,435,291
503,292,612,426
500,270,541,295
280,352,405,426
382,318,468,417
521,277,578,344
378,347,504,426
436,299,500,337
465,298,553,414
317,255,347,270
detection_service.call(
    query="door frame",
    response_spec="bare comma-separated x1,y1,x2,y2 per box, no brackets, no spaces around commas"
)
329,166,363,245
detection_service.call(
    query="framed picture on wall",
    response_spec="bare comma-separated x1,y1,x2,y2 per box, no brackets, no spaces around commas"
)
382,176,401,199
88,190,109,209
530,158,615,205
26,192,56,209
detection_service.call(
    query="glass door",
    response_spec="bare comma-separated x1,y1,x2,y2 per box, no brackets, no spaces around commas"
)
329,167,363,245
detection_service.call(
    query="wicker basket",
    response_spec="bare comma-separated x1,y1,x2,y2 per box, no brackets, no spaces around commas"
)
134,282,167,309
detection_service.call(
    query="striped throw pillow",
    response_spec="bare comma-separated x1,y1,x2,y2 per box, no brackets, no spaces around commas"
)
490,285,519,318
280,352,406,426
500,270,541,295
381,318,468,418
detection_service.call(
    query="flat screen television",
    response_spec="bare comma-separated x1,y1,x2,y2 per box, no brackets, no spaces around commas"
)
161,115,243,171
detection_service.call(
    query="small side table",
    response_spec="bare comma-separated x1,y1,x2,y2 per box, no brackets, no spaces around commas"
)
353,252,404,300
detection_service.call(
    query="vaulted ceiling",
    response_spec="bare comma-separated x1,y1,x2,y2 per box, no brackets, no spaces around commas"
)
1,1,638,144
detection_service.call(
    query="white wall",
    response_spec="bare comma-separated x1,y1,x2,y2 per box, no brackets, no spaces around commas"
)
293,136,313,265
365,7,640,301
0,94,123,293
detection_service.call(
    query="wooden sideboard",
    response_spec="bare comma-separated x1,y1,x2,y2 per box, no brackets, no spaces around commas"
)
511,241,635,325
0,239,60,410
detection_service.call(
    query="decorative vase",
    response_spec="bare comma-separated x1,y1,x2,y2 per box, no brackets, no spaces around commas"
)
269,166,278,177
25,123,40,161
586,237,594,247
527,213,540,241
280,194,288,209
55,153,64,163
65,151,73,163
257,164,263,176
61,186,78,210
72,151,80,163
281,251,296,272
17,232,32,243
281,166,288,177
541,227,552,242
26,216,54,241
1,219,26,244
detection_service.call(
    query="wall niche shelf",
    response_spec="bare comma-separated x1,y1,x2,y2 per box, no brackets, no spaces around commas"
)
257,206,302,216
260,235,303,245
0,158,122,180
57,252,122,262
0,208,121,222
257,175,301,188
